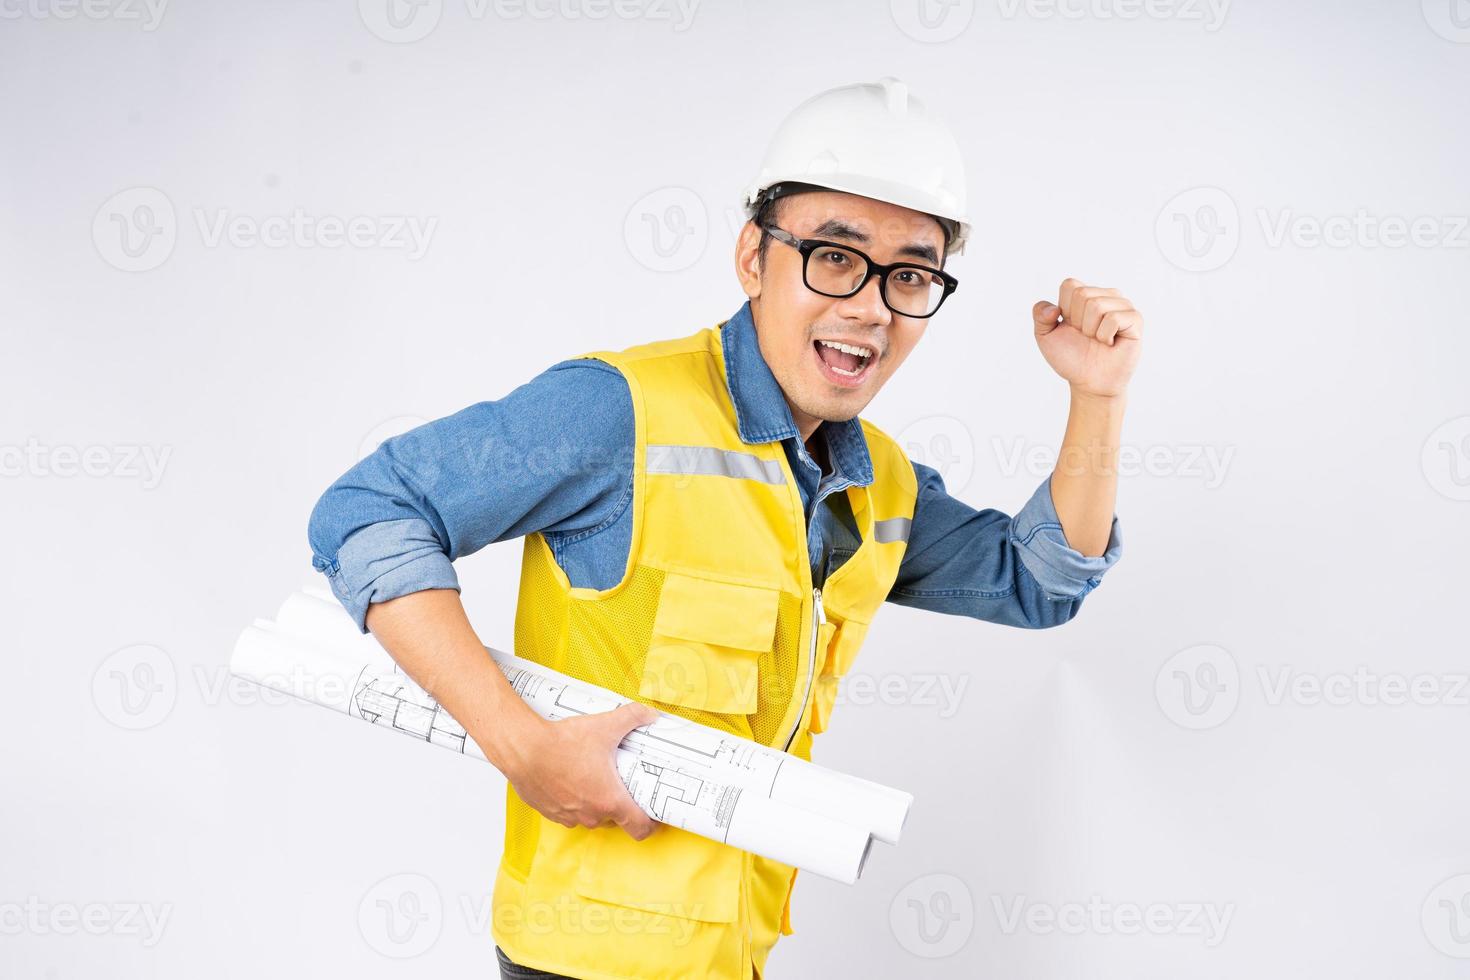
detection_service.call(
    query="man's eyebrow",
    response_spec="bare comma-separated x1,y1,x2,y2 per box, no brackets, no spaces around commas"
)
809,218,941,267
898,241,941,266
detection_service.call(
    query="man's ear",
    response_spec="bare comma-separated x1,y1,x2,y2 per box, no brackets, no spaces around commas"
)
734,219,763,300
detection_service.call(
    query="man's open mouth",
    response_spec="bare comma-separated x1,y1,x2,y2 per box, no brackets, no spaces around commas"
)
813,338,876,387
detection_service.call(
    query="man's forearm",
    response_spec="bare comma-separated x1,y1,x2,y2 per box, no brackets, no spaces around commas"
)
363,588,544,776
1049,389,1126,557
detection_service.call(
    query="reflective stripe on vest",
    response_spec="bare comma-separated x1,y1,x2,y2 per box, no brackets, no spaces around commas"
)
646,443,787,485
873,516,912,543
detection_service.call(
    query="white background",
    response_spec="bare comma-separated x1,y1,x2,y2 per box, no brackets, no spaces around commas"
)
4,1,1470,977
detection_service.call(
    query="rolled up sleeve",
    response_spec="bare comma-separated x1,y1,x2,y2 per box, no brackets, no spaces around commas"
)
313,519,461,631
1008,474,1123,601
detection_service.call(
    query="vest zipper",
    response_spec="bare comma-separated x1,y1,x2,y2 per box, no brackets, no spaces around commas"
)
781,586,824,753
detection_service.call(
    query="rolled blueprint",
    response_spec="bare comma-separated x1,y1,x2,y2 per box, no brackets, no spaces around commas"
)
271,590,910,844
231,587,913,884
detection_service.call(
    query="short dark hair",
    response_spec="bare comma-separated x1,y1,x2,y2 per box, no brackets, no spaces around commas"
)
750,182,952,271
752,192,789,271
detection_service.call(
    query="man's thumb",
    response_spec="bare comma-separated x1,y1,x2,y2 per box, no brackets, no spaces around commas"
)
609,700,658,736
1033,300,1062,336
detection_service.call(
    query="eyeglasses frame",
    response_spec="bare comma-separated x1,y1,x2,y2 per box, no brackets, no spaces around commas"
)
758,223,959,319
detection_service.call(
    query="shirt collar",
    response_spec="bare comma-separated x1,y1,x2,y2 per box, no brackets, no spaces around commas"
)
718,300,875,487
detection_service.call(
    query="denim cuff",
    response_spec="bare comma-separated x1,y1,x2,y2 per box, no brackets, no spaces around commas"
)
314,518,461,632
1009,475,1123,601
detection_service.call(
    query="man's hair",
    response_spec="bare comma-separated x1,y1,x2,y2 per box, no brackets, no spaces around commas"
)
752,192,788,272
750,183,951,272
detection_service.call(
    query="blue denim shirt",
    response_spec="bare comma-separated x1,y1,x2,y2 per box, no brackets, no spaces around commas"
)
308,301,1122,633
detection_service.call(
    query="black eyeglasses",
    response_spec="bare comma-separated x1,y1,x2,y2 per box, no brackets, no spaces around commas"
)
760,223,959,319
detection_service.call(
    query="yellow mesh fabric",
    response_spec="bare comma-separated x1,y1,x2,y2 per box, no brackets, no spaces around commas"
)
502,534,565,879
753,590,803,747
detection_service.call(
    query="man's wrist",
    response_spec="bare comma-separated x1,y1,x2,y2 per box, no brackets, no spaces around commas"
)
1068,384,1129,415
472,692,547,778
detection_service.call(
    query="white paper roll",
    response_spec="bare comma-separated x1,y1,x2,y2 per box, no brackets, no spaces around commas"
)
229,586,915,884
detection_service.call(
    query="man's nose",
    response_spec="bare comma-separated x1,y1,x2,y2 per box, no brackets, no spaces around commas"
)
836,272,893,328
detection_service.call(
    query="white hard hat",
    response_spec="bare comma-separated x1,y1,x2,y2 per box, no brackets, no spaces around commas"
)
743,76,970,257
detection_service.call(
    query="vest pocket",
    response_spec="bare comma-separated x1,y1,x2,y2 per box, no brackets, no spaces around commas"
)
574,823,743,924
779,868,798,935
639,570,780,714
823,619,868,676
809,619,868,734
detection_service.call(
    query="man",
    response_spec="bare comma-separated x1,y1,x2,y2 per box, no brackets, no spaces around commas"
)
308,77,1140,980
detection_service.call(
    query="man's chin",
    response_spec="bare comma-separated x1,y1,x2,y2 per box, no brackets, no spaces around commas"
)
799,392,872,425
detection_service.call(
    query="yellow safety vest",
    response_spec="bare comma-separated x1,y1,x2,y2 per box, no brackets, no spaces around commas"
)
491,320,918,979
